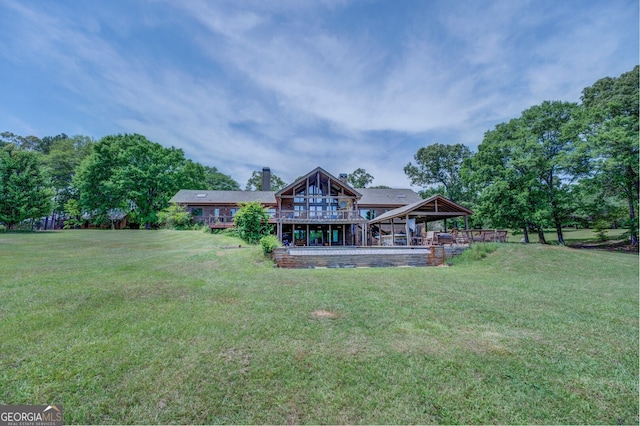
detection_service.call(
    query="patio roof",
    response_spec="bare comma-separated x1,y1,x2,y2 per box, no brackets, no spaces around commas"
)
368,194,473,224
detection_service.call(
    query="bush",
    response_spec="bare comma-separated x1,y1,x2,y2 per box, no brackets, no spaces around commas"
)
260,235,281,255
233,201,271,244
593,220,609,242
0,224,6,232
157,203,193,230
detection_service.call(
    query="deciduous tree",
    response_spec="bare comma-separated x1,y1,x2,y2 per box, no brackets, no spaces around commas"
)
0,144,53,229
205,166,240,190
580,65,639,244
404,143,472,202
73,134,205,228
245,170,286,191
347,168,373,188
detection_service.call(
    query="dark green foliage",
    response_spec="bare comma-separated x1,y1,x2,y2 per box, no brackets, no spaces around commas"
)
0,144,53,229
405,143,473,202
580,66,639,244
245,170,286,191
73,134,206,228
233,201,272,244
347,168,374,188
204,166,240,190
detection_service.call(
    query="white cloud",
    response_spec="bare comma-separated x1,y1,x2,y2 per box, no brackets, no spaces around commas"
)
0,0,636,189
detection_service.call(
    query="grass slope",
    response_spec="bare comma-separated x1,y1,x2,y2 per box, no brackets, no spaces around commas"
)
0,231,637,424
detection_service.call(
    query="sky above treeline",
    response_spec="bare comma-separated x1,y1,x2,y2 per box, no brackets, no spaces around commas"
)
0,0,637,188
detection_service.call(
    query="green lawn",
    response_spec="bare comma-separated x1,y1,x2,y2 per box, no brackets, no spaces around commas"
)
0,230,637,424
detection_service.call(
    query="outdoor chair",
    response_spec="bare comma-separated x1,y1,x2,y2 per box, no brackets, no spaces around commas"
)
423,231,436,245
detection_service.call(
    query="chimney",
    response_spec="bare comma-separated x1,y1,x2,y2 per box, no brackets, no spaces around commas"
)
339,173,348,183
262,167,271,191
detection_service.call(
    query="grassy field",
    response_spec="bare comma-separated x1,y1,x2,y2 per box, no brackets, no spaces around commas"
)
0,230,637,424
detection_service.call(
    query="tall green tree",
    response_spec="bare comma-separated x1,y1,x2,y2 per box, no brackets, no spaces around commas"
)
347,168,374,188
73,134,205,228
204,166,240,190
245,170,286,191
518,101,583,244
464,101,583,244
0,144,53,229
42,134,94,215
404,143,472,202
580,65,639,244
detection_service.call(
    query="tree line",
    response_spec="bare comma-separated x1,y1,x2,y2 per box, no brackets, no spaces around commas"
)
1,66,637,244
404,66,638,245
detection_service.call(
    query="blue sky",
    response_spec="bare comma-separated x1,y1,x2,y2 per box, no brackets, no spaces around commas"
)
0,0,637,188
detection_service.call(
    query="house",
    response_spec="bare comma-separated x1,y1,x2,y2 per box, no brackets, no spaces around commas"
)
170,166,426,246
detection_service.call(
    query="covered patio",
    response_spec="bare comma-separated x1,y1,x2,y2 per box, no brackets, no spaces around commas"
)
367,195,474,246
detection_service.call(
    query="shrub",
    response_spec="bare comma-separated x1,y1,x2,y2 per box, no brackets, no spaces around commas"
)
260,234,281,255
233,201,271,244
593,220,609,242
157,203,193,230
0,224,6,232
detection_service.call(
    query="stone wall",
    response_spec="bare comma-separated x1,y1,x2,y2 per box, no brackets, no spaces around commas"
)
271,246,466,268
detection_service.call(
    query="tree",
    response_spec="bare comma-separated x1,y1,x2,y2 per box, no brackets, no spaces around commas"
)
73,134,205,228
233,201,271,244
42,134,94,216
580,66,639,244
463,119,546,242
404,143,472,202
0,144,53,229
245,170,286,191
464,101,583,244
347,168,374,188
204,166,240,190
0,132,42,151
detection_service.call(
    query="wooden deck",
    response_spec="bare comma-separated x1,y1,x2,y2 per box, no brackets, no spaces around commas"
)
272,245,466,268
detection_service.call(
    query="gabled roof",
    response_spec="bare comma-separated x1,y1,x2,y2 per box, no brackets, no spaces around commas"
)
368,194,473,224
357,188,423,206
275,166,362,198
170,190,276,205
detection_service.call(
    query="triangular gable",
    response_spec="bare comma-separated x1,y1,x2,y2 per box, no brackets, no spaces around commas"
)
368,194,473,224
275,166,362,198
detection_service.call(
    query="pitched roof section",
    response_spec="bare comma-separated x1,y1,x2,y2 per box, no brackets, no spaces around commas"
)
368,194,473,224
275,166,362,198
170,190,276,205
357,188,423,206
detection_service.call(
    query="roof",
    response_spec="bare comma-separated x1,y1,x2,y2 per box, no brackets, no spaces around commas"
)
170,190,276,205
368,194,473,224
357,188,423,206
275,166,362,198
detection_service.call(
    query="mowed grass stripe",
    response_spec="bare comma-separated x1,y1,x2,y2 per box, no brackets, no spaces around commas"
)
0,230,637,424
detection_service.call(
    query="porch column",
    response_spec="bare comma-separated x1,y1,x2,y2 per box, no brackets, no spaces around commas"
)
405,214,411,245
391,218,395,246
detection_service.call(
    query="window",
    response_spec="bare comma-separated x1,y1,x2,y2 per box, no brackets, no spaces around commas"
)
191,208,203,216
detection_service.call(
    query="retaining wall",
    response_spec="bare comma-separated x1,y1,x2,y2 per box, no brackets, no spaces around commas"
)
271,246,466,268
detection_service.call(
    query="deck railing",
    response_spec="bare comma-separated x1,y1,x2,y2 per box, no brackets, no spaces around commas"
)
275,210,365,221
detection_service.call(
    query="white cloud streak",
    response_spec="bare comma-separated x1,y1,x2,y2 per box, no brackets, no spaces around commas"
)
0,0,636,187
